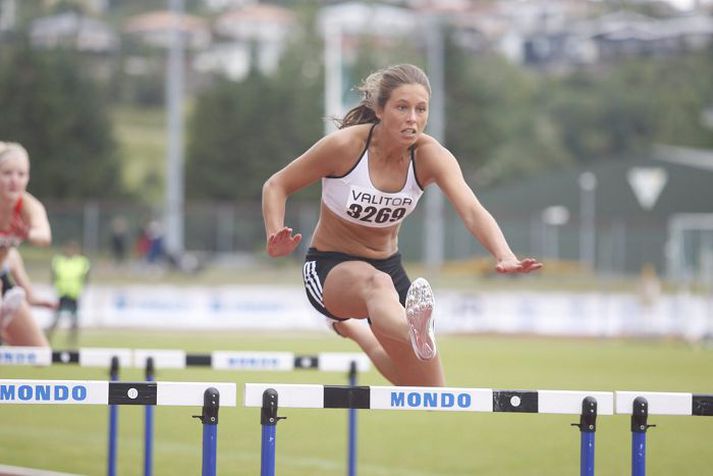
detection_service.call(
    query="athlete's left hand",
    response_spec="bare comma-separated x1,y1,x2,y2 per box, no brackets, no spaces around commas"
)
495,257,543,274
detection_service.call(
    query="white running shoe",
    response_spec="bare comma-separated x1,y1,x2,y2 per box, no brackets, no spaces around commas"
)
0,287,26,329
405,277,436,361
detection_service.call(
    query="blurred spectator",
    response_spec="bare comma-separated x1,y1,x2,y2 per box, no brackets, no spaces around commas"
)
638,262,663,336
638,262,662,308
110,216,129,265
46,241,90,347
135,222,151,261
145,219,165,264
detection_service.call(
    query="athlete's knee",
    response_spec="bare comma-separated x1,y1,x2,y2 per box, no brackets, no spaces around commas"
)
365,271,397,298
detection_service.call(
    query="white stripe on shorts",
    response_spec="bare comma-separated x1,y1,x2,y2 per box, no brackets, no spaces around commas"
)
303,261,324,306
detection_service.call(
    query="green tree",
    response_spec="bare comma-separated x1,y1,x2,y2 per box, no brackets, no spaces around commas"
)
444,44,571,185
185,30,323,200
644,52,713,148
545,68,658,163
545,50,713,164
0,40,121,199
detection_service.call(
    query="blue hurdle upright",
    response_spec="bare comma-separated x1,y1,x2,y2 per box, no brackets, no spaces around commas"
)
615,391,713,476
144,357,155,476
108,356,120,476
245,384,613,476
574,396,598,476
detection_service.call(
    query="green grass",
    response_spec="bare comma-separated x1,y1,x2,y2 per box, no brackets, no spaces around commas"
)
1,330,712,475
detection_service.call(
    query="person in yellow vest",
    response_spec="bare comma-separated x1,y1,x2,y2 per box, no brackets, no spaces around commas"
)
46,241,90,346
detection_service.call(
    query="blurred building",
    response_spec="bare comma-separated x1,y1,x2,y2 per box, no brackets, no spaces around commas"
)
0,0,16,32
124,10,211,50
440,2,713,72
475,146,713,278
193,3,297,80
29,11,119,53
203,0,257,12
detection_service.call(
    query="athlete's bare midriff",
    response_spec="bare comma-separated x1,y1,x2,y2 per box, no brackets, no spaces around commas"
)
311,202,401,259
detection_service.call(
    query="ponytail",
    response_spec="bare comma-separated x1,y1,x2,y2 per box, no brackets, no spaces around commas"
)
336,104,379,129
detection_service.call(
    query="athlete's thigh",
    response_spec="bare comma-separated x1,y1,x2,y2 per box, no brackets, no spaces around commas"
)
4,303,48,347
323,260,385,319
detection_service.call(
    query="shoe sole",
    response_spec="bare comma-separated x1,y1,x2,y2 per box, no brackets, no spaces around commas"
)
405,277,436,361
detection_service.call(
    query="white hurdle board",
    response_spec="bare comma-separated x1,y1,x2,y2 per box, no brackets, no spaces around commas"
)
0,346,52,366
244,384,614,414
317,353,370,372
1,348,134,367
0,347,371,373
133,349,188,369
616,391,713,416
211,351,295,371
0,380,237,406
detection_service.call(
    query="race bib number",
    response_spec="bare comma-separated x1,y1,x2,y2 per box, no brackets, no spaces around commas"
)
345,185,413,225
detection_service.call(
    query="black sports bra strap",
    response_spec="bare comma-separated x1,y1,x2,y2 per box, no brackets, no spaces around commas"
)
366,122,377,146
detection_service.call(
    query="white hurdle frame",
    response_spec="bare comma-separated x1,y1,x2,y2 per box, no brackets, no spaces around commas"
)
0,346,371,373
246,384,713,476
0,379,236,406
1,347,370,476
245,383,614,413
245,384,614,476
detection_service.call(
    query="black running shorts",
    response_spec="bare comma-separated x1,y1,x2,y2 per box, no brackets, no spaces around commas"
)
302,247,411,320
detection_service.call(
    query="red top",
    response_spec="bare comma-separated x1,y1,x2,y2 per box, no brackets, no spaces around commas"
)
0,196,26,247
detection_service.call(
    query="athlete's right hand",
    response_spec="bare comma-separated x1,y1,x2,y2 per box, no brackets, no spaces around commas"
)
266,227,302,257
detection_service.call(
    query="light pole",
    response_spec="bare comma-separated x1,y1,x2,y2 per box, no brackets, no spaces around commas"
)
323,20,342,135
164,0,186,257
542,205,570,260
423,14,445,274
578,171,597,271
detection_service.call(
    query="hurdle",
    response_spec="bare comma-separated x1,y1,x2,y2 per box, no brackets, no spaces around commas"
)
245,384,614,476
0,379,236,476
1,346,370,475
0,346,370,373
615,391,713,476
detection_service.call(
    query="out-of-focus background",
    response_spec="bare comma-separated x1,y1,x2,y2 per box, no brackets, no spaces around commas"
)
1,0,713,475
2,0,713,338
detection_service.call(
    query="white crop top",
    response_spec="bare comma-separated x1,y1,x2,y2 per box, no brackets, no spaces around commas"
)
321,125,424,228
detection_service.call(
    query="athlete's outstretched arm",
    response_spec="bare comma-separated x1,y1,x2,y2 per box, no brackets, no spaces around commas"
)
418,140,542,273
20,192,51,247
262,130,356,257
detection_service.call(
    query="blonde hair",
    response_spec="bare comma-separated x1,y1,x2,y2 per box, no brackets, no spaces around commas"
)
337,64,432,129
0,142,29,163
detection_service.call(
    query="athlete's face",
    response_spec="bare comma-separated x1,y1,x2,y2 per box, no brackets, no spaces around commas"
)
376,83,429,146
0,151,30,202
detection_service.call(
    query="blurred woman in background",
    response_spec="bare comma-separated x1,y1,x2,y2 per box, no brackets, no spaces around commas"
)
0,141,52,346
